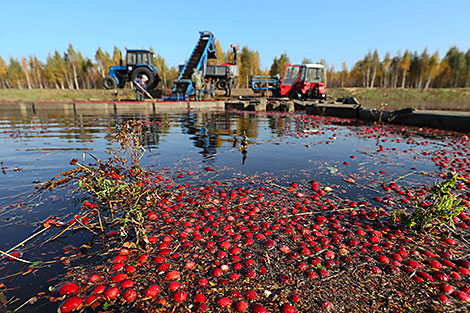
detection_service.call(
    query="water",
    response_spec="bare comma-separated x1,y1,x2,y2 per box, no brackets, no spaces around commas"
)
0,108,453,312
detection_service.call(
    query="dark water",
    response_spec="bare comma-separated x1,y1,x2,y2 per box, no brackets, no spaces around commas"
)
0,109,450,311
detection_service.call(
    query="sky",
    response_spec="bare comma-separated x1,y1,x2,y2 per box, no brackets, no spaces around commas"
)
1,0,469,70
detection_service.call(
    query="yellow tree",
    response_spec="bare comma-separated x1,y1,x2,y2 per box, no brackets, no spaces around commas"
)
211,40,225,65
400,50,411,88
29,56,44,88
151,48,173,89
21,57,32,89
423,51,440,89
340,62,349,87
0,56,8,88
112,46,123,65
95,47,112,78
382,52,392,87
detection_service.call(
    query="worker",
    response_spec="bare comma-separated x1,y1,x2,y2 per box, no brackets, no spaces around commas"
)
225,67,235,97
205,78,215,99
191,68,203,101
133,75,148,101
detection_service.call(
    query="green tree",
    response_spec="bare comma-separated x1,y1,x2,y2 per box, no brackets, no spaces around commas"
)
239,46,261,88
95,47,112,79
45,51,66,89
301,57,313,64
443,46,466,87
7,57,25,89
269,53,290,77
465,49,470,87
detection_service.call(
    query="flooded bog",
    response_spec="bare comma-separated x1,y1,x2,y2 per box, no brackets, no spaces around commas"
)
0,109,468,312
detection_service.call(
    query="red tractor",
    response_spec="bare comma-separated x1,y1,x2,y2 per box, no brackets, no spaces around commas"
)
250,63,326,100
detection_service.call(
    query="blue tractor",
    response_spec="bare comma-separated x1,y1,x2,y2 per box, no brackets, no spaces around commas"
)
102,49,160,90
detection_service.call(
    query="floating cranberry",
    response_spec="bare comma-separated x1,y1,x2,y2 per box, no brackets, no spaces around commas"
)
144,285,160,298
83,295,97,306
439,295,452,305
104,287,119,299
59,283,79,296
168,281,182,291
92,285,106,295
120,280,134,288
440,284,455,294
235,300,249,312
198,278,209,287
59,297,83,313
123,289,137,302
218,297,232,307
173,290,187,302
246,290,257,300
111,273,128,283
194,293,207,303
166,270,180,280
89,274,101,282
376,255,390,264
455,291,470,302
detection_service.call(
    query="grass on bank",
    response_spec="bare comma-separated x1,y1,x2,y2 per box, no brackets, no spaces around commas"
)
1,88,470,111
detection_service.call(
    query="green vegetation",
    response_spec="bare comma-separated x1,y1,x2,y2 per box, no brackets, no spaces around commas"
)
0,88,136,101
393,174,468,232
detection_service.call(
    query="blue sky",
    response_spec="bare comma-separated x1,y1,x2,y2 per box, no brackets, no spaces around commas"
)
1,0,469,70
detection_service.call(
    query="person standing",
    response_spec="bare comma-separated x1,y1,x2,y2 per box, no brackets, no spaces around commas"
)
225,67,235,97
133,75,148,101
191,68,203,101
206,78,215,99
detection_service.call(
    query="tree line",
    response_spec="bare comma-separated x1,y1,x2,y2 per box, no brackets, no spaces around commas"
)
1,43,469,90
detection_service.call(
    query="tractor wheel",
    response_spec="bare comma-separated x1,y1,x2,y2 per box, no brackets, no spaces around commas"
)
289,89,302,100
103,76,117,89
216,79,227,90
131,67,155,87
146,73,161,90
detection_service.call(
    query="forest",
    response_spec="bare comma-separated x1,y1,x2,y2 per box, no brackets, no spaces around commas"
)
0,42,469,90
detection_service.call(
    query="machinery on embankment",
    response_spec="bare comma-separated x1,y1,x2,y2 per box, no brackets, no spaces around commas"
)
250,63,326,101
169,31,237,100
102,31,237,101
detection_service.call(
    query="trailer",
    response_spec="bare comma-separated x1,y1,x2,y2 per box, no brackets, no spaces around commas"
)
250,64,326,100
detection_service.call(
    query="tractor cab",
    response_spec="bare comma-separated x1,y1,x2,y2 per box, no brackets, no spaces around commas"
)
125,50,155,67
280,64,326,100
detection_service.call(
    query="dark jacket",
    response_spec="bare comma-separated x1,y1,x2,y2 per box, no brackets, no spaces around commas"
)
134,78,147,93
